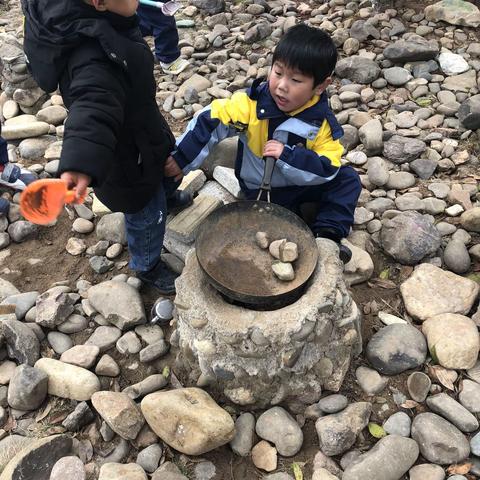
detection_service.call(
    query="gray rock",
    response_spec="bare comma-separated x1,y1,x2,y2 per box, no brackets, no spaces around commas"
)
50,456,86,480
1,291,39,320
458,95,480,129
116,331,142,355
367,156,389,186
443,239,471,274
411,412,470,464
384,35,439,62
88,280,146,330
381,212,441,265
383,412,411,437
335,56,381,84
139,340,170,363
135,324,164,345
95,354,120,377
35,287,75,328
426,393,478,433
60,345,100,369
7,221,38,243
386,171,415,190
358,118,388,156
383,135,426,163
0,278,20,303
194,460,216,480
342,435,419,480
7,364,48,410
96,212,127,244
89,256,114,273
136,444,163,473
366,324,427,375
425,0,480,27
383,67,413,86
256,407,303,456
85,325,122,352
408,463,445,480
62,401,96,431
152,461,188,480
459,379,480,413
407,372,431,402
0,315,40,365
355,366,388,394
318,394,348,414
47,331,73,354
190,0,225,14
230,412,255,456
57,314,88,334
315,402,371,456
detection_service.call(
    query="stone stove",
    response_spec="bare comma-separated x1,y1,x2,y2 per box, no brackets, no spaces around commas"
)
171,238,362,409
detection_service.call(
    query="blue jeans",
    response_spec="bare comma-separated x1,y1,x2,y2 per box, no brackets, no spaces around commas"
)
137,5,180,64
125,177,179,272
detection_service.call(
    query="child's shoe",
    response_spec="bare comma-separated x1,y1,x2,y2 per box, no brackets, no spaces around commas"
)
137,259,179,295
0,163,21,184
314,227,352,264
167,190,193,215
0,198,10,216
160,57,189,75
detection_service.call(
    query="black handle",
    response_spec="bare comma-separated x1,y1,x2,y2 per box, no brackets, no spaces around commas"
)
260,156,276,193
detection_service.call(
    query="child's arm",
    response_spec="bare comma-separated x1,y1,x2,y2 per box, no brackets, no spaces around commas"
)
58,45,127,195
274,120,343,186
171,91,253,175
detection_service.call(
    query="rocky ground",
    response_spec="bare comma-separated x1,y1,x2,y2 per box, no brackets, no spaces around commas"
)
1,0,480,478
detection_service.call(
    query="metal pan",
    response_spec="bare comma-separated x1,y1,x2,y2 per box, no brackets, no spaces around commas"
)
195,157,319,309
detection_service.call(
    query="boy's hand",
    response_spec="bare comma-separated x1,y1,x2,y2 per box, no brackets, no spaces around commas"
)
165,155,183,181
263,140,284,160
60,171,91,199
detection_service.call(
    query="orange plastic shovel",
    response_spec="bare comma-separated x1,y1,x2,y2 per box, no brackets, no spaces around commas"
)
20,179,85,225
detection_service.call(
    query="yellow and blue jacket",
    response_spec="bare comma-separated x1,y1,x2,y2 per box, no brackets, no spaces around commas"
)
172,79,344,191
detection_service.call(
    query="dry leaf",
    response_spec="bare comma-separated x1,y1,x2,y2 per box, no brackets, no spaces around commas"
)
35,400,54,422
2,415,16,432
49,411,69,424
429,365,457,391
400,399,420,409
447,462,472,475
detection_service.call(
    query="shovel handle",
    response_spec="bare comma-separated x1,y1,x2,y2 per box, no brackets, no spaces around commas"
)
64,189,85,205
256,156,276,202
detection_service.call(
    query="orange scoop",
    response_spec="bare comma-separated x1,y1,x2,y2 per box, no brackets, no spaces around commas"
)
20,179,85,225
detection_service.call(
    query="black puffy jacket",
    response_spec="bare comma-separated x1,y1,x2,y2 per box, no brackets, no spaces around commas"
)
21,0,174,213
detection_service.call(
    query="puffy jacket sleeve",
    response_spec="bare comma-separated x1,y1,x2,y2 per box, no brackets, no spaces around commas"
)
172,91,253,174
58,45,127,187
276,119,343,186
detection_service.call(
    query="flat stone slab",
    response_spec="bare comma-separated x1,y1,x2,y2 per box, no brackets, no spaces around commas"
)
166,194,222,244
179,170,207,195
212,166,242,198
400,263,479,321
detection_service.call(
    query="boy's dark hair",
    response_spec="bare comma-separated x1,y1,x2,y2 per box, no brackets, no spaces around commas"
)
272,24,338,86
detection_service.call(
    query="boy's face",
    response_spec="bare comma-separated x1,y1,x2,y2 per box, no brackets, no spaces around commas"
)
90,0,139,17
268,61,331,113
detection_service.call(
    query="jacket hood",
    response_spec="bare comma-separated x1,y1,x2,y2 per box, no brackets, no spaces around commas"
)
21,0,138,92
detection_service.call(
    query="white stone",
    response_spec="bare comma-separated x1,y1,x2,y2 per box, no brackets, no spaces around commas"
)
212,166,242,198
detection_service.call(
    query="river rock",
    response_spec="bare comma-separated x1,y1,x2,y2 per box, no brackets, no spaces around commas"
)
366,324,427,375
342,435,419,480
459,379,480,413
98,463,147,480
335,56,381,84
141,388,235,455
381,212,440,265
230,412,255,457
383,135,426,163
411,413,470,464
408,463,446,480
458,95,480,130
383,412,412,437
425,0,480,27
87,281,145,330
50,456,86,480
422,314,479,369
256,407,303,456
426,393,478,432
315,402,371,456
384,35,439,62
35,358,101,401
92,391,145,440
400,263,479,321
0,315,40,365
7,364,48,411
443,239,471,274
96,213,127,244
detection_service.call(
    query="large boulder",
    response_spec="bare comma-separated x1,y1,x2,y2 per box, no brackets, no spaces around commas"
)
384,35,440,62
141,388,235,455
425,0,480,27
380,212,441,265
335,56,381,84
458,94,480,130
